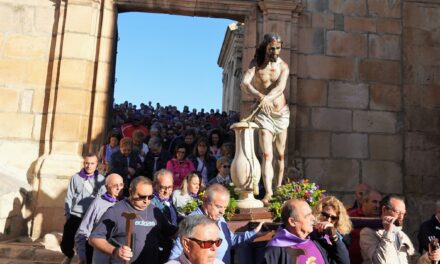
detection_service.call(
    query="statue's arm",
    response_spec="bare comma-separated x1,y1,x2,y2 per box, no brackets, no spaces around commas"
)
240,61,264,101
264,61,290,102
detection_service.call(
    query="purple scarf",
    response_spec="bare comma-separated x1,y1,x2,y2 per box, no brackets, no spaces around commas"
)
267,227,310,247
78,169,98,180
189,192,198,198
101,193,118,203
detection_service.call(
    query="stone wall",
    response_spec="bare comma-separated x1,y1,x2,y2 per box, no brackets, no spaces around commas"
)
402,0,440,239
294,0,440,241
296,0,404,203
0,0,55,240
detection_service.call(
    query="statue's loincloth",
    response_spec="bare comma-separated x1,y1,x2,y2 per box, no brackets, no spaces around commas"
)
254,105,290,135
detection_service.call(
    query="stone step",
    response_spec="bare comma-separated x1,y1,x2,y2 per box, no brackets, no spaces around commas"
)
0,241,78,263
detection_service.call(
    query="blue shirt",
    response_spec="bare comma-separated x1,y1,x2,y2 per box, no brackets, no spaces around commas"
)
169,207,257,264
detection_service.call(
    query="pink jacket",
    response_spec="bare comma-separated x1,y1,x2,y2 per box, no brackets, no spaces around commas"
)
166,159,195,188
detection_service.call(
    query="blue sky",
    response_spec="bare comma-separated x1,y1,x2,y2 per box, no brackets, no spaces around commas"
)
114,12,236,111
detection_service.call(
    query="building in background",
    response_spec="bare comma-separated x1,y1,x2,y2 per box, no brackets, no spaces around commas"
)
218,22,244,113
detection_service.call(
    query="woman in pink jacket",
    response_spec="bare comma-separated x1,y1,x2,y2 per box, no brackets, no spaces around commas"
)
166,143,195,188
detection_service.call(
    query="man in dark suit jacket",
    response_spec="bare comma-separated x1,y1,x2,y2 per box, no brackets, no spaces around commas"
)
264,199,349,264
109,137,142,196
142,137,172,181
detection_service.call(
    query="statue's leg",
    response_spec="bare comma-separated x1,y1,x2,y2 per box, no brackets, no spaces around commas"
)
274,128,288,187
259,128,274,205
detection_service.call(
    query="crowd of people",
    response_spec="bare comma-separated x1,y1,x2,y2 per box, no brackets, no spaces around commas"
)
59,101,440,264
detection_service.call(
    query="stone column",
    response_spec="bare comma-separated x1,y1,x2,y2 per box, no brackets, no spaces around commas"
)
30,0,116,238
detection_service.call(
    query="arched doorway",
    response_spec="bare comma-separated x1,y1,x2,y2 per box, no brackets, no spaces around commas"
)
31,0,302,238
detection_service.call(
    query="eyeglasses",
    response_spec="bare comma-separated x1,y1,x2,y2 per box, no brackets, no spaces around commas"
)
222,165,230,168
187,237,223,249
109,183,124,188
159,186,173,191
133,194,155,201
321,212,339,221
386,206,406,217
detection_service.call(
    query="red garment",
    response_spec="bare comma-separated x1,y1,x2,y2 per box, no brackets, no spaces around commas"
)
348,208,364,217
349,208,365,264
166,159,195,188
121,123,149,138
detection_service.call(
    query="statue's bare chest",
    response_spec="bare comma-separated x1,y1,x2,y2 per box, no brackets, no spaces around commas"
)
255,65,281,89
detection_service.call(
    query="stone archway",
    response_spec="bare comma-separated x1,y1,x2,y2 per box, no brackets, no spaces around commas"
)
30,0,302,238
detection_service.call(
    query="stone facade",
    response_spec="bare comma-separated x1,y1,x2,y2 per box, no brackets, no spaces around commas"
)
0,0,438,245
295,0,440,240
219,0,440,241
217,23,244,113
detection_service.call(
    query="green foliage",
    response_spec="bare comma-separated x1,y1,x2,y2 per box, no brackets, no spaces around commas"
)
269,179,325,222
176,185,238,220
224,196,238,221
178,198,201,215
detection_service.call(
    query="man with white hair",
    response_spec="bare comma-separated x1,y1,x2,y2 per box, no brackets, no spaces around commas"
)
169,184,263,264
151,169,180,262
418,200,440,255
166,215,224,264
75,173,124,264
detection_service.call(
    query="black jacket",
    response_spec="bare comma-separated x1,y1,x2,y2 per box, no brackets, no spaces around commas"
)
262,235,350,264
418,214,440,254
142,150,172,180
189,155,218,182
109,150,142,180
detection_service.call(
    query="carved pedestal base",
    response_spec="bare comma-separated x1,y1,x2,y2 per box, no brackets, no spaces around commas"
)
236,190,264,209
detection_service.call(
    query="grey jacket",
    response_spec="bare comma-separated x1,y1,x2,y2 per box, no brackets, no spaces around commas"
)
75,195,115,262
64,172,106,218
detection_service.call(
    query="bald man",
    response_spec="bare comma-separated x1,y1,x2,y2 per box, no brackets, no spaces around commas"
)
264,199,349,264
75,173,124,264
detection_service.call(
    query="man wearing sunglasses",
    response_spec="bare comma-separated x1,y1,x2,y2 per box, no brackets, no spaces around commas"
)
166,215,224,264
360,194,440,264
264,199,349,264
75,173,124,264
89,176,177,263
169,184,264,264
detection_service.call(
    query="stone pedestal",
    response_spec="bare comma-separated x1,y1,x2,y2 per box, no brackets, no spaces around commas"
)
230,121,263,209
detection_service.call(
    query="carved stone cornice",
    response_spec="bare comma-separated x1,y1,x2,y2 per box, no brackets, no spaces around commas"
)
258,0,303,16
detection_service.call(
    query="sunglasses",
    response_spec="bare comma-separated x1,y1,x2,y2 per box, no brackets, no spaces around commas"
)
133,194,155,201
321,212,339,221
187,237,223,249
222,165,230,168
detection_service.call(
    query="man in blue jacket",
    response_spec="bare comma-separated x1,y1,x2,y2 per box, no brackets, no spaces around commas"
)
169,184,264,264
